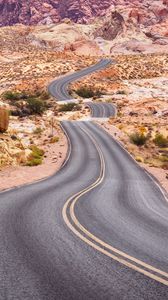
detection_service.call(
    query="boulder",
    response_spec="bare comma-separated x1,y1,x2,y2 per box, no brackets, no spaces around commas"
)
0,108,9,133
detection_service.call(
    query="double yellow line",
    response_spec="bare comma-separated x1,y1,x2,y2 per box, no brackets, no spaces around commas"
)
62,127,168,286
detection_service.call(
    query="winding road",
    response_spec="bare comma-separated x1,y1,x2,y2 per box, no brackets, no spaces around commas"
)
0,59,168,299
48,59,111,101
86,102,117,118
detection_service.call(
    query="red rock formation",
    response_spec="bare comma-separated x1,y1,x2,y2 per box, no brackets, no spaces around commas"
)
129,9,148,24
0,0,114,26
0,0,168,26
94,11,124,40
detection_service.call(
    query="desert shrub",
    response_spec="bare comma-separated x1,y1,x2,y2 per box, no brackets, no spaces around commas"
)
3,91,29,101
117,112,123,117
153,134,168,148
116,90,127,95
33,127,43,135
130,132,148,146
4,90,50,102
59,102,81,112
3,91,21,101
74,104,81,111
59,103,76,112
26,145,44,166
30,145,44,157
159,155,168,162
26,157,43,167
26,98,47,115
76,86,101,98
41,92,50,100
135,156,144,163
50,136,59,143
26,157,43,166
10,107,31,117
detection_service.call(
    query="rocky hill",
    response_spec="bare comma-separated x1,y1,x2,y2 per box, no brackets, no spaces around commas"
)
0,0,112,26
0,0,168,27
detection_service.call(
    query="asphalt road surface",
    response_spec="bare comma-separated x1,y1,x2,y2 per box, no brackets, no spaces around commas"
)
1,60,168,299
86,102,117,118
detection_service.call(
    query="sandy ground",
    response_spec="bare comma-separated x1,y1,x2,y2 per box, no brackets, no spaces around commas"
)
99,121,168,194
0,130,68,192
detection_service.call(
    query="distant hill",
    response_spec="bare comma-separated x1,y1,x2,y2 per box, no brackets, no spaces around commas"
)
0,0,168,27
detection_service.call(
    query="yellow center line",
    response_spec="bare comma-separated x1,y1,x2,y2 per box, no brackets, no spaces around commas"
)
62,126,168,286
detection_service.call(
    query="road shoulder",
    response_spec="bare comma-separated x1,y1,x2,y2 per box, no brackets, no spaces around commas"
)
98,121,168,194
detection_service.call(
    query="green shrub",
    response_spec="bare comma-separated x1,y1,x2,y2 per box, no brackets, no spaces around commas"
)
26,145,44,166
76,86,101,98
59,102,79,112
30,145,44,157
3,91,21,101
26,98,47,115
130,132,148,146
153,134,168,148
3,91,30,101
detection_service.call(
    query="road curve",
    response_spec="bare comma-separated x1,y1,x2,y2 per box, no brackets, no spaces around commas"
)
48,59,112,101
48,58,116,118
1,60,168,299
86,102,117,118
49,59,168,295
0,121,168,299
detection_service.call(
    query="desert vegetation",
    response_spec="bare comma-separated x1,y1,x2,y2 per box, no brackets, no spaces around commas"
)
58,102,81,112
75,86,102,98
130,132,148,146
153,133,168,148
3,90,50,116
26,145,44,166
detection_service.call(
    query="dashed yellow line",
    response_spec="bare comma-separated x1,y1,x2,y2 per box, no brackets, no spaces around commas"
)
62,126,168,286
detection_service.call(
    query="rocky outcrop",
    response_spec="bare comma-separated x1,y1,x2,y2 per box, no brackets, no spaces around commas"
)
0,0,168,27
0,108,9,133
94,11,124,40
0,0,113,26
